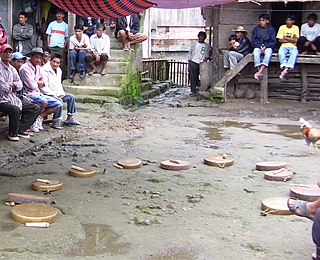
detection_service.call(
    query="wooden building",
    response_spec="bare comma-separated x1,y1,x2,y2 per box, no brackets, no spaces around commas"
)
203,2,320,103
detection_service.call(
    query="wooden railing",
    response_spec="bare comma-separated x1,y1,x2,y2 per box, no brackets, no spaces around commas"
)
142,59,189,87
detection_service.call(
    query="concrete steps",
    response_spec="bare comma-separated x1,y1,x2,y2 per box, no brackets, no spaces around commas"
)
64,85,123,97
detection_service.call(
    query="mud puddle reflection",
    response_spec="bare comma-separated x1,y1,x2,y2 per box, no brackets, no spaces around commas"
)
67,224,130,257
200,121,302,141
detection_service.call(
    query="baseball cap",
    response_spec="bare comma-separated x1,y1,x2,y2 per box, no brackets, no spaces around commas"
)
12,52,27,61
0,44,13,53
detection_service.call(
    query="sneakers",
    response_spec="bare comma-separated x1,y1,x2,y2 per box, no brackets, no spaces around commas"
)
17,131,30,139
50,119,63,129
37,117,44,131
79,70,86,79
69,70,76,79
31,116,43,133
8,134,19,141
101,69,107,75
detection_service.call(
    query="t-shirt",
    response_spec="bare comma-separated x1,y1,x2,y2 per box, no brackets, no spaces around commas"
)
191,42,207,64
300,23,320,41
69,34,91,50
46,21,68,48
276,24,299,48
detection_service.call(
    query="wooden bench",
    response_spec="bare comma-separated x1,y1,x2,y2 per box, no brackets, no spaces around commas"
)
214,53,320,104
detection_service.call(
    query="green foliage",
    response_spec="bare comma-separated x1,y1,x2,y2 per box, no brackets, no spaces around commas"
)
120,72,142,105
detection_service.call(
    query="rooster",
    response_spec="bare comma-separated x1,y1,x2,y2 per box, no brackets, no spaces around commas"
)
299,117,320,150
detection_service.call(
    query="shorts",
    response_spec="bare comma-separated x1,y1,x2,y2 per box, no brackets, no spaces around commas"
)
28,94,63,108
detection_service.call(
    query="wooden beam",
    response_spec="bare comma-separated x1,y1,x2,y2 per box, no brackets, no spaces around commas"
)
300,64,308,103
260,67,268,104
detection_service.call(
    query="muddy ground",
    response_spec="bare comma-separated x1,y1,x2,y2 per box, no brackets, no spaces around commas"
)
0,90,319,260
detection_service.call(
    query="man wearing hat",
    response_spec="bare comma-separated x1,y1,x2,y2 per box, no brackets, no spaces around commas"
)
10,52,27,72
20,47,63,132
0,44,40,140
224,26,253,69
46,8,68,78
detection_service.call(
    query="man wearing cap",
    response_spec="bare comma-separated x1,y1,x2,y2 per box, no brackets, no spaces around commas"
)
20,47,63,132
10,52,27,72
46,8,68,77
224,26,253,69
12,11,34,55
0,44,40,141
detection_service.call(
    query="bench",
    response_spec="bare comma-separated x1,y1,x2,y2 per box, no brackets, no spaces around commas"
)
215,53,320,103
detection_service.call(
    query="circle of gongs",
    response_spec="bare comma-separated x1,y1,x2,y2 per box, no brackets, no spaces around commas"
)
11,203,58,224
32,180,63,192
264,168,293,182
261,197,292,215
204,155,234,167
160,160,190,171
256,161,287,171
117,157,142,169
69,168,96,177
290,184,320,202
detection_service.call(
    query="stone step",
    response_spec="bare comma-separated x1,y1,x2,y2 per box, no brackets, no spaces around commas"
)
75,94,119,104
64,85,123,97
110,49,133,61
141,82,153,92
105,61,129,74
64,74,126,88
110,37,122,50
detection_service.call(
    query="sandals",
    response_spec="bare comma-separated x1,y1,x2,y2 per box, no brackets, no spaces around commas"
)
63,119,81,125
287,197,314,220
254,73,262,81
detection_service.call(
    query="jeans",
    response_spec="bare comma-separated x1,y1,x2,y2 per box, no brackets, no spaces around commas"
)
278,46,298,69
253,47,273,67
189,60,200,94
313,209,320,258
224,51,244,69
53,94,77,120
70,50,87,72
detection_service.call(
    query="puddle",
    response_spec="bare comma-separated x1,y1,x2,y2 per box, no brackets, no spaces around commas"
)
0,222,18,232
200,121,302,141
148,246,198,260
67,224,130,257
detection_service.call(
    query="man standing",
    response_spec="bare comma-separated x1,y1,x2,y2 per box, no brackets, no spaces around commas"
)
20,47,62,132
251,14,276,80
86,24,111,75
224,26,253,69
69,24,91,79
187,31,210,96
298,13,320,54
115,13,147,51
277,14,299,80
42,53,80,126
0,44,40,140
46,8,68,77
12,12,34,55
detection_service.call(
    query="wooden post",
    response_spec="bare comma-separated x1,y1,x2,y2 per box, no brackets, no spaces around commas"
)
301,64,308,103
260,67,268,104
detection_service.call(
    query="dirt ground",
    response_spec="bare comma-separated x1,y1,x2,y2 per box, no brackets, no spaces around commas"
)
0,91,319,260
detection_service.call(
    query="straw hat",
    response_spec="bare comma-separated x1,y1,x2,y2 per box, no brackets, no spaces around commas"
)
232,26,247,33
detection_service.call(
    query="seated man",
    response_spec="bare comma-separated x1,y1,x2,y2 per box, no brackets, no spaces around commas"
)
288,178,320,259
86,24,111,75
251,14,276,80
224,26,253,69
298,13,320,55
115,13,147,51
42,53,80,126
69,24,91,79
20,47,62,132
0,44,40,140
277,14,299,80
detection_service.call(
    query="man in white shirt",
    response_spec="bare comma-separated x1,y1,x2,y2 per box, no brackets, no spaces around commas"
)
42,53,80,126
69,24,91,79
86,24,111,75
298,13,320,54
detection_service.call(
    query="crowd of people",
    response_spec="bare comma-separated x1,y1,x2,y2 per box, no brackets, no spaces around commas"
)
223,13,320,81
0,8,148,142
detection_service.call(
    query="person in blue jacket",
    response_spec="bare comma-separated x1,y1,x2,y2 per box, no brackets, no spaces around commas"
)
251,14,276,80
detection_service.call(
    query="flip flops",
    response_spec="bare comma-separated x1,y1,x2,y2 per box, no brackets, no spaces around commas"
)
287,197,314,220
254,73,262,81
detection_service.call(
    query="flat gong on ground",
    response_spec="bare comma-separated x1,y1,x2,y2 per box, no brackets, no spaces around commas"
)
32,179,63,192
68,165,96,178
11,203,58,224
204,154,234,168
160,159,190,171
117,157,142,169
264,168,293,182
290,184,320,202
261,197,292,215
256,161,287,171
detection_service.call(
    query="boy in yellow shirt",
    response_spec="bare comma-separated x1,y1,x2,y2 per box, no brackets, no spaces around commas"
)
276,14,299,80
